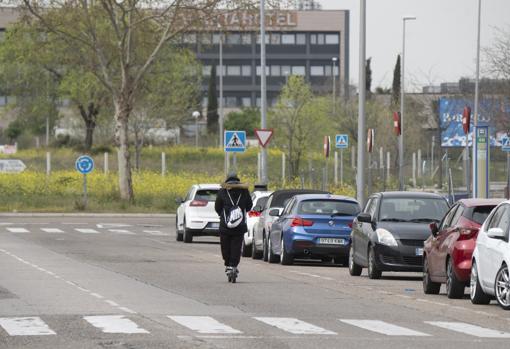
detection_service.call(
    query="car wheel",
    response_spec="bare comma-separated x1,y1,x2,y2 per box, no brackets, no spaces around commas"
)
280,238,294,266
494,264,510,310
470,260,490,305
175,219,183,242
446,257,465,299
183,220,193,243
348,245,362,276
367,246,382,279
268,235,280,263
252,237,263,260
241,239,252,258
262,234,269,262
423,256,441,294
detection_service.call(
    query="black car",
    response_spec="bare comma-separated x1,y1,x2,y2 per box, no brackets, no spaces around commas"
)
349,191,449,279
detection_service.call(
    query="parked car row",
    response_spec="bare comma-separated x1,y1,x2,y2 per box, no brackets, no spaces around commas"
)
175,184,510,310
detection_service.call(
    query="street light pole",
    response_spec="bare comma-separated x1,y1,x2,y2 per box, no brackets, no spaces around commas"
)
399,16,416,191
357,0,367,206
472,0,482,198
332,57,337,116
260,0,268,184
219,30,224,148
192,111,200,148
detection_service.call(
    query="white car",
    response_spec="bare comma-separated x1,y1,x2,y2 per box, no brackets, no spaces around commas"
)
242,191,272,257
176,184,221,243
470,200,510,310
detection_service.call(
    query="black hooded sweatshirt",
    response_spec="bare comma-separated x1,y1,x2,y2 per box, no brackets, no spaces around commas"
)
214,179,253,236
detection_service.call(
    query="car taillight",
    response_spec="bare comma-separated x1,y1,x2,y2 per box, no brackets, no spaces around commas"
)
347,221,353,229
291,217,314,227
248,211,261,218
190,200,208,207
458,228,478,241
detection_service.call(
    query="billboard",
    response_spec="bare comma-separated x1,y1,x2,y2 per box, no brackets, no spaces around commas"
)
439,97,510,147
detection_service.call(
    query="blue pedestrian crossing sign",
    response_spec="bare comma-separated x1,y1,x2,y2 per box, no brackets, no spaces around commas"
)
224,130,246,152
75,155,94,174
335,134,349,149
502,136,510,152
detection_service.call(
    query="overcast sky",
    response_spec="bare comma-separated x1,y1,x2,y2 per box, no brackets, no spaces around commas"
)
319,0,510,91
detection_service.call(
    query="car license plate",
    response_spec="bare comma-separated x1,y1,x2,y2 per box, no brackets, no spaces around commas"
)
416,248,423,256
211,223,219,229
319,238,345,245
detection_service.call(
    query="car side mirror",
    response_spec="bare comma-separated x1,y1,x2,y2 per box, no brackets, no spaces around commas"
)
430,222,439,237
175,197,184,204
269,208,281,217
357,213,373,224
487,227,506,240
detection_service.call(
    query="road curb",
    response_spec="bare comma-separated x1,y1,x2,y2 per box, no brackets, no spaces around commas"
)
0,213,175,218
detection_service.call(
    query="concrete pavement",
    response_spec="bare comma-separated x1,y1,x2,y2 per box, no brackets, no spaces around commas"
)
0,215,509,348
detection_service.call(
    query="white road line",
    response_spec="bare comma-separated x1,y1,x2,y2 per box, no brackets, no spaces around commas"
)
168,316,242,334
6,227,29,233
0,317,56,336
108,229,135,235
83,315,149,334
254,317,336,335
75,228,100,234
105,300,119,307
41,228,64,233
340,320,430,336
425,321,510,338
97,223,132,229
144,230,168,236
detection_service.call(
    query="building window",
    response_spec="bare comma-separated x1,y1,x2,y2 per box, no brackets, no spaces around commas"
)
270,33,281,45
241,33,252,44
216,65,226,76
202,65,212,76
256,34,270,44
200,33,212,45
281,65,291,77
227,33,241,45
256,66,270,76
311,33,326,45
310,66,324,76
202,97,208,107
182,33,196,44
256,97,261,107
325,34,339,44
324,65,332,76
292,66,306,76
225,97,237,107
281,34,295,45
241,97,252,107
212,33,221,44
296,34,306,45
333,65,339,76
241,65,252,77
227,66,241,76
270,65,281,76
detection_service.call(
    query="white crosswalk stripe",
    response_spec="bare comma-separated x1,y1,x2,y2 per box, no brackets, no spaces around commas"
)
41,228,65,233
254,317,336,335
97,223,132,229
168,316,242,334
0,317,56,336
6,227,30,233
75,228,100,234
340,320,430,336
83,315,149,334
144,230,168,236
108,229,135,235
425,321,510,338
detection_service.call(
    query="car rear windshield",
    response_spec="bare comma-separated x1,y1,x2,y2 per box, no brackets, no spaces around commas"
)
256,196,269,209
194,189,218,202
271,191,325,208
467,205,497,225
297,200,360,216
379,197,449,222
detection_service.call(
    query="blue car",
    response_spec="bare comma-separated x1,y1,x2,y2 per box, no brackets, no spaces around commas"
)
267,194,361,265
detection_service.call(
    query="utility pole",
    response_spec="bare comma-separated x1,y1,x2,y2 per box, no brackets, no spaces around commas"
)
260,0,268,184
472,0,482,198
357,0,367,205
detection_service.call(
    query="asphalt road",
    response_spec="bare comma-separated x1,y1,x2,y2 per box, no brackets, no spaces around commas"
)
0,215,509,349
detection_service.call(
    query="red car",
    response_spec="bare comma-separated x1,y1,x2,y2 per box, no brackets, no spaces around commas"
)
423,198,502,298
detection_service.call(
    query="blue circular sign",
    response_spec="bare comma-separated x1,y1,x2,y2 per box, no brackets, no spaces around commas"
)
75,155,94,174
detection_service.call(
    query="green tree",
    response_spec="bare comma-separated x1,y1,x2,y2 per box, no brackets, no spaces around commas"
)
269,76,330,177
392,55,401,105
225,108,259,137
20,0,260,201
207,66,219,134
4,120,23,143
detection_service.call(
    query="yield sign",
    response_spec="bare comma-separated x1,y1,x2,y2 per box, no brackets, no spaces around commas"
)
255,129,274,148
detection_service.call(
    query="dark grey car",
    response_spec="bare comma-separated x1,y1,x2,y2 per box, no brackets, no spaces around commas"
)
349,191,449,279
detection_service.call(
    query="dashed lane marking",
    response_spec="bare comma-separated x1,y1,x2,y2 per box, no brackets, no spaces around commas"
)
340,320,430,336
168,316,242,334
254,317,336,335
75,228,100,234
6,227,29,233
41,228,65,233
108,229,135,235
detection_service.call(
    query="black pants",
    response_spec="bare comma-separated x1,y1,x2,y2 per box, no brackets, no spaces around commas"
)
220,234,243,267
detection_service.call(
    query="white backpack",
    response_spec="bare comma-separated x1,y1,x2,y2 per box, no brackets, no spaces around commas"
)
223,190,244,229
